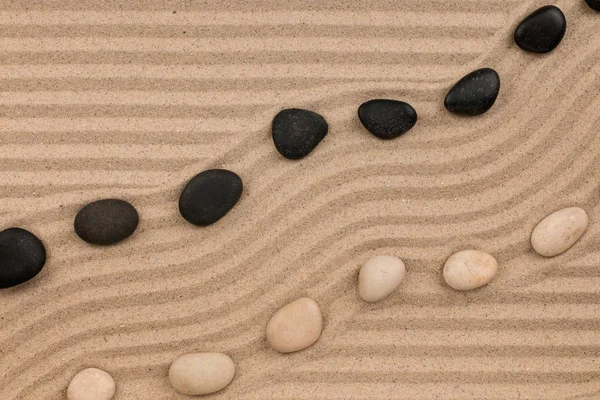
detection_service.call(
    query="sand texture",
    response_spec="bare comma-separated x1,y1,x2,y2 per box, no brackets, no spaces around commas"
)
1,0,600,399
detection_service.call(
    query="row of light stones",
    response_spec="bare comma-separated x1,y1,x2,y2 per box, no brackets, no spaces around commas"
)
68,201,590,398
0,3,590,398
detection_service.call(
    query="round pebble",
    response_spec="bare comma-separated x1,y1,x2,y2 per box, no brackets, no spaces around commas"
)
514,5,566,54
272,108,328,159
444,68,500,116
531,207,588,257
585,0,600,11
266,297,322,353
169,352,235,396
178,169,243,226
358,99,417,139
67,368,115,400
443,250,498,291
74,199,139,245
0,228,46,289
358,255,405,302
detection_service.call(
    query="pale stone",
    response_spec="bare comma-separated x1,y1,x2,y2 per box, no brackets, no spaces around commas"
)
359,255,405,302
531,207,588,257
67,368,115,400
169,352,235,396
443,250,498,291
266,297,322,353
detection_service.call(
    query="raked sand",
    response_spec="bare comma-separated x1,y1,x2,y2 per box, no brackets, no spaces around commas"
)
0,0,600,399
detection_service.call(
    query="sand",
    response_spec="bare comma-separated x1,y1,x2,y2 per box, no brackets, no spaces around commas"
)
0,0,599,399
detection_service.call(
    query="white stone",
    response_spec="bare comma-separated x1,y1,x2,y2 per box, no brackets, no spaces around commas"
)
266,297,322,353
443,250,498,291
169,352,235,396
359,255,405,302
67,368,115,400
531,207,588,257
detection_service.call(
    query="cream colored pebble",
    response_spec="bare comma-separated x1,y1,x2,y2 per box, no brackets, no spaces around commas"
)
266,297,322,353
359,255,405,302
531,207,588,257
169,352,235,396
67,368,115,400
443,250,498,291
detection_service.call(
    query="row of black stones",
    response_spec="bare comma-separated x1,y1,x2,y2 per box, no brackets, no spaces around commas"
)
275,66,501,157
0,4,581,290
274,4,571,154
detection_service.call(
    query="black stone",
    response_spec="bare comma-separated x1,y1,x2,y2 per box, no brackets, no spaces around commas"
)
272,108,328,159
444,68,500,116
74,199,139,245
514,5,566,54
357,99,417,140
585,0,600,11
179,169,243,226
0,228,46,289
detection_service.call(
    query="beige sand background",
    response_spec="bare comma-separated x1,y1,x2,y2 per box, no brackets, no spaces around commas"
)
0,0,599,399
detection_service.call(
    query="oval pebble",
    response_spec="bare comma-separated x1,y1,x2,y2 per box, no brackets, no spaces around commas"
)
0,228,46,289
169,352,235,396
585,0,600,11
514,5,566,54
266,297,322,353
272,108,328,159
358,99,417,139
531,207,588,257
444,68,500,116
74,199,139,245
443,250,498,291
178,169,243,226
67,368,115,400
359,255,405,302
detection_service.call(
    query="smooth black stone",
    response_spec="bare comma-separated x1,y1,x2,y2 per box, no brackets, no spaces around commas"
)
179,169,243,226
272,108,328,159
585,0,600,11
514,5,566,54
74,199,139,245
357,99,417,140
444,68,500,116
0,228,46,289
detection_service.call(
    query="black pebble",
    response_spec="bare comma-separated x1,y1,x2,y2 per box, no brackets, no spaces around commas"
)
514,5,566,54
179,169,243,226
357,99,417,140
74,199,139,245
272,108,328,159
444,68,500,116
585,0,600,11
0,228,46,289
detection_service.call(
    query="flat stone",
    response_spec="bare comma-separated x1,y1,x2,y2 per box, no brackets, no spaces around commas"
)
514,5,566,53
169,353,235,396
0,228,46,289
443,250,498,291
585,0,600,11
444,68,500,116
358,99,417,139
67,368,115,400
272,108,328,159
74,199,139,245
359,255,405,302
178,169,243,226
266,297,322,353
531,207,588,257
